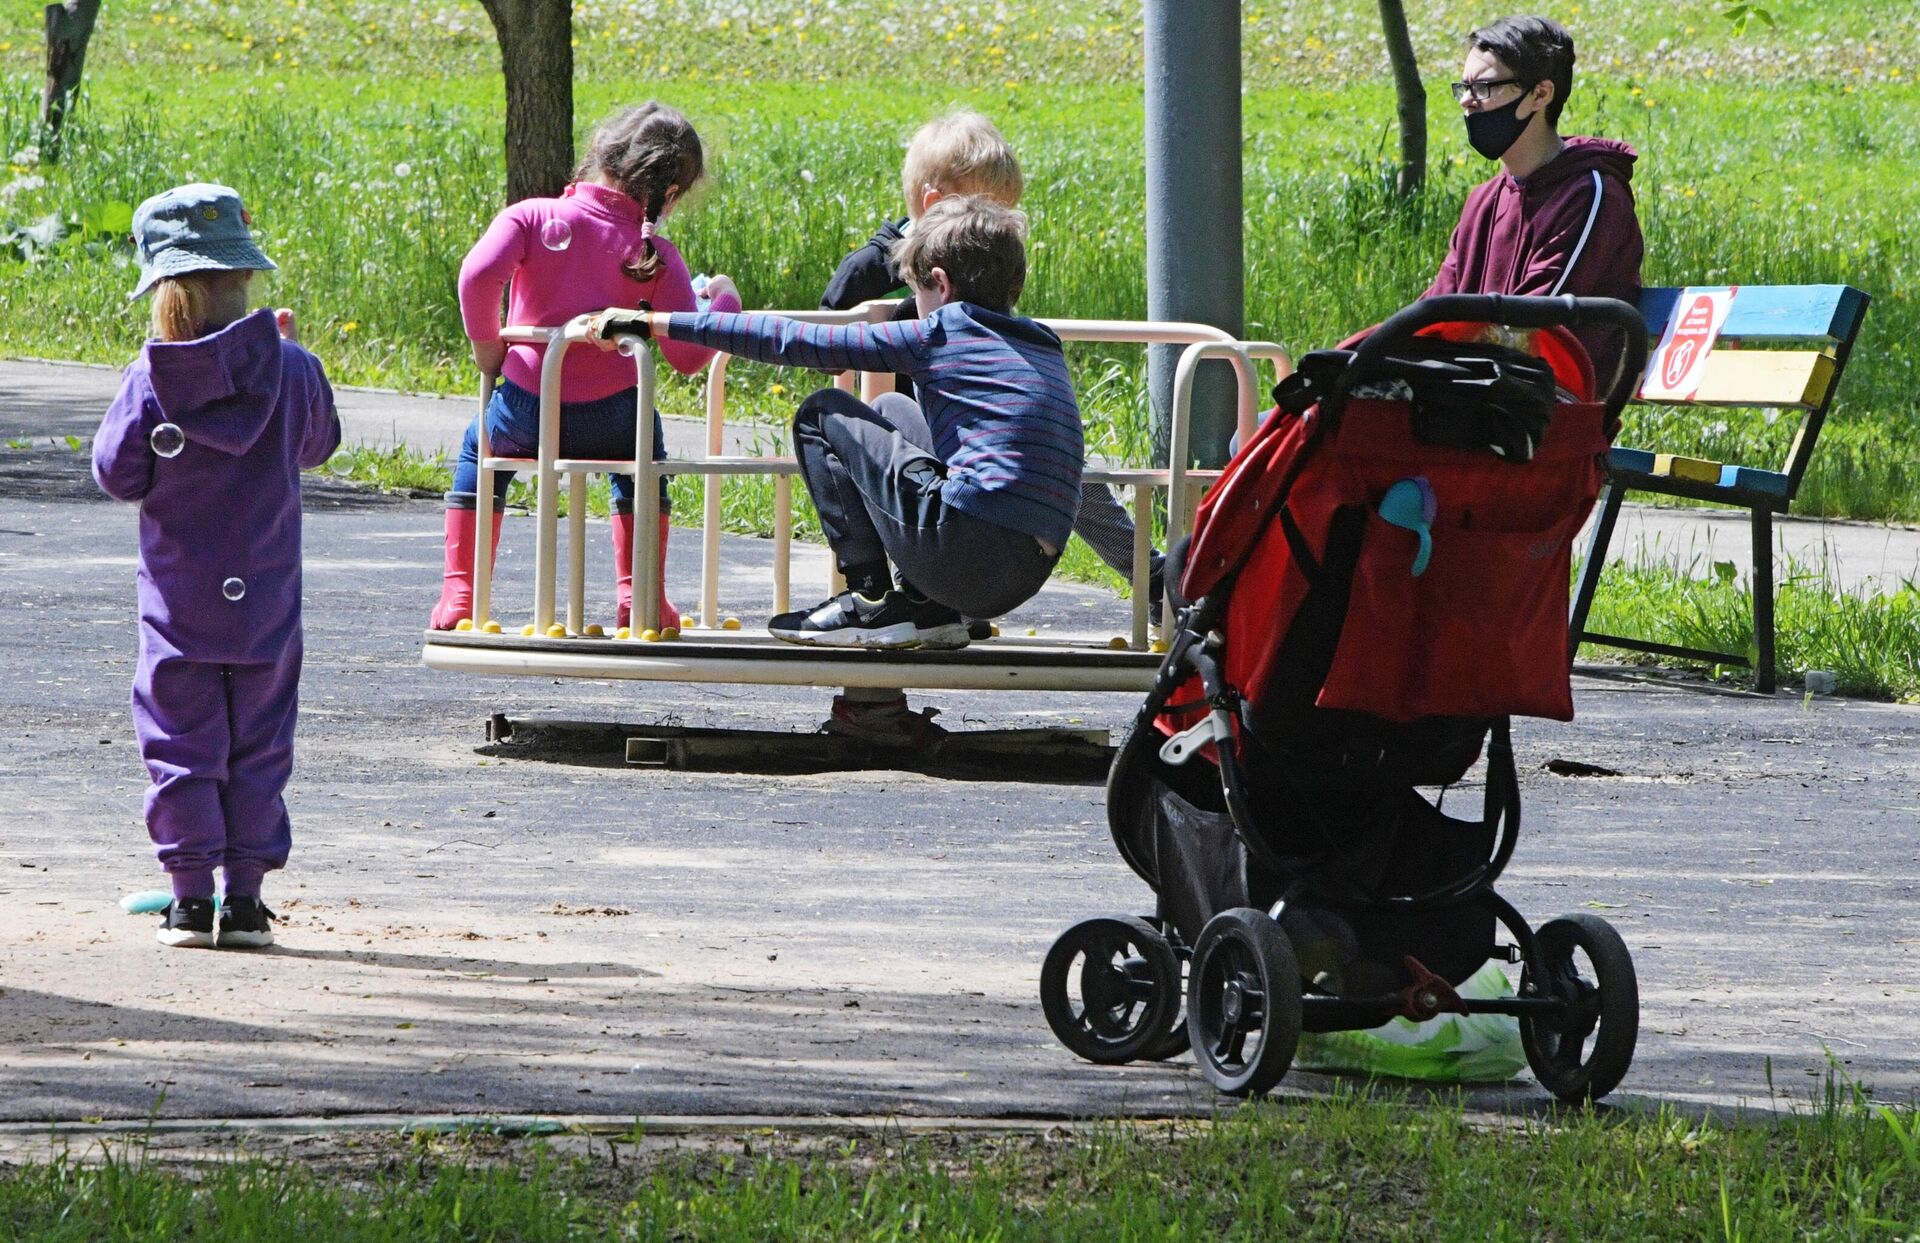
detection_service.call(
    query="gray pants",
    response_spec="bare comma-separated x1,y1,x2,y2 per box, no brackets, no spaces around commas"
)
793,388,1060,619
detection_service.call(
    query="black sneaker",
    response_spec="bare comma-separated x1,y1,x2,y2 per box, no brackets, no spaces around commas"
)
156,898,216,949
768,590,920,649
907,596,970,651
965,617,994,642
218,896,276,949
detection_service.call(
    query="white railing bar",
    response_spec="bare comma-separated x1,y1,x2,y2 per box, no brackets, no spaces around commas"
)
498,315,1290,652
472,372,498,628
531,321,585,632
1164,341,1295,552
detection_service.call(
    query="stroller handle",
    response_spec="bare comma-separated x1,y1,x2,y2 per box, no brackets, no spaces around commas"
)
1345,293,1649,419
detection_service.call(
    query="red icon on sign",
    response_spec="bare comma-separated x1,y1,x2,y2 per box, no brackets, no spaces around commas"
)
1661,294,1717,393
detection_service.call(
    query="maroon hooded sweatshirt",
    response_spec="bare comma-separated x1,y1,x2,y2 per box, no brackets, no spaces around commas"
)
1425,136,1644,391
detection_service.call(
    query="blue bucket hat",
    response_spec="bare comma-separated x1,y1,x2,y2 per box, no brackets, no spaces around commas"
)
128,183,277,300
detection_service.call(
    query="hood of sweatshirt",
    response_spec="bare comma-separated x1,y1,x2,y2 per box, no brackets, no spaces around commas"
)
1516,136,1637,197
141,308,284,456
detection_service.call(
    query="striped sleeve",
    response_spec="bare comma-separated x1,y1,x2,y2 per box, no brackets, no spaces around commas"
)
664,311,931,376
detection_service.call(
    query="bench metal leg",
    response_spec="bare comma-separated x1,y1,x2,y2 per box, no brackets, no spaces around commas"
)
1568,480,1624,663
1752,506,1776,694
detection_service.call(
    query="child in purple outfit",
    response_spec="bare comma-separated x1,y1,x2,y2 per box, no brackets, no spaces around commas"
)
93,183,340,949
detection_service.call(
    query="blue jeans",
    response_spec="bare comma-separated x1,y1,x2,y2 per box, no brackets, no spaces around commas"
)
447,380,669,514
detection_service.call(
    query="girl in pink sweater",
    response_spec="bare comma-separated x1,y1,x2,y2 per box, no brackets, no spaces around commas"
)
433,102,743,631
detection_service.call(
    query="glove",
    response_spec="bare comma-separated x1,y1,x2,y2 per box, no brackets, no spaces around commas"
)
595,302,654,342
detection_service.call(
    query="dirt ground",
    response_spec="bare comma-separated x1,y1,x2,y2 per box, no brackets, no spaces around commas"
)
1,432,1917,1134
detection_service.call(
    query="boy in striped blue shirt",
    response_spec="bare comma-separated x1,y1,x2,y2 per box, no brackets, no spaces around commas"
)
591,195,1080,650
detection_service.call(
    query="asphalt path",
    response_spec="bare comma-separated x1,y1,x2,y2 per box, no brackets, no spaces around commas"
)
1,428,1917,1125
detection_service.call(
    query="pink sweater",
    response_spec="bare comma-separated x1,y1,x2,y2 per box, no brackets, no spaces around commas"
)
457,181,743,402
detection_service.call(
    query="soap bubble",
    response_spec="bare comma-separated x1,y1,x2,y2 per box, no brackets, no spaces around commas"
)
222,577,247,602
540,219,572,251
150,422,185,458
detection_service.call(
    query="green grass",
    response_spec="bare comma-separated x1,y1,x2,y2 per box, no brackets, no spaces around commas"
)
1582,552,1920,700
2,4,1918,517
5,1085,1919,1239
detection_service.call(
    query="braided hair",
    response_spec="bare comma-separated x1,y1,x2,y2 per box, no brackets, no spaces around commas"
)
575,102,705,283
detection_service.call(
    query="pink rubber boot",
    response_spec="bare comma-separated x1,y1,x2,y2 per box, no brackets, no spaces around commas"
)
428,508,504,630
612,511,680,631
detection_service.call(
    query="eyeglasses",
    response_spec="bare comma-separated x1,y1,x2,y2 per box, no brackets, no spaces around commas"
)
1450,77,1522,104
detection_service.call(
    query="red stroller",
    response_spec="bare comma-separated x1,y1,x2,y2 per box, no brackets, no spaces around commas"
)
1041,295,1649,1100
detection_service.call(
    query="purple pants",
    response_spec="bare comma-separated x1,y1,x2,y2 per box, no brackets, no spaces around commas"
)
132,648,299,901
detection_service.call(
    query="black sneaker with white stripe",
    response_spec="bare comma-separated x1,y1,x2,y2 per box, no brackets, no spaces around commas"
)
904,594,970,651
768,590,920,649
156,897,216,949
218,896,275,948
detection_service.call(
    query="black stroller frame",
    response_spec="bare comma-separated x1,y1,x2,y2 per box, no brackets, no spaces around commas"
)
1041,295,1652,1101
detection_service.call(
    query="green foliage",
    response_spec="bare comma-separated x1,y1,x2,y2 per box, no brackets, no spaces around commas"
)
1581,552,1920,700
1,1089,1917,1238
4,66,1917,519
1723,5,1779,37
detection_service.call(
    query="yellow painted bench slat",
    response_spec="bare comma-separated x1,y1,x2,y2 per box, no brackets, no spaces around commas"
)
1637,349,1837,409
1651,454,1723,483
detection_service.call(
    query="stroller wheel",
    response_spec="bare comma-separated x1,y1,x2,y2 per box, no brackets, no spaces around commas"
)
1040,916,1181,1065
1186,908,1303,1097
1520,912,1639,1103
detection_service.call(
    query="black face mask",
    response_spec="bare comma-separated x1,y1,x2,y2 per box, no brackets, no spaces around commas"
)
1465,94,1531,161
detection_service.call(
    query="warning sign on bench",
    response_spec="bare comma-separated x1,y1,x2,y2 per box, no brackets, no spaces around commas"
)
1642,286,1737,401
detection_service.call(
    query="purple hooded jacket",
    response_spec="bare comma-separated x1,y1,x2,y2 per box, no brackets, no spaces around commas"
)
93,309,340,665
1425,136,1645,387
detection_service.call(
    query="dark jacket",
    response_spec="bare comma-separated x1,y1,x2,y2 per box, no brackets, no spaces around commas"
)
820,217,909,311
1425,137,1644,389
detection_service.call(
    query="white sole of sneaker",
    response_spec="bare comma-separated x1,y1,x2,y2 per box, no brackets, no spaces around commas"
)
156,928,215,948
768,623,921,650
914,624,972,651
218,929,274,949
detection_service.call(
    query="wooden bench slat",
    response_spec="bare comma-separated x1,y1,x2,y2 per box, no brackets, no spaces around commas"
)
1639,284,1868,345
1716,465,1791,498
1651,453,1723,484
1635,349,1836,409
1603,451,1792,504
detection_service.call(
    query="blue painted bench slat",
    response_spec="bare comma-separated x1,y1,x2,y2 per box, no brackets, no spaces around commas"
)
1638,284,1869,346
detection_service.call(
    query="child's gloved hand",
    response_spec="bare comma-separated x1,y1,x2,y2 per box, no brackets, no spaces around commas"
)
471,337,508,376
588,303,656,344
274,308,298,342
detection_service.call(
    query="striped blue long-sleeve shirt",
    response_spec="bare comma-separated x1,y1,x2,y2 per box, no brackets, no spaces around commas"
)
664,302,1083,549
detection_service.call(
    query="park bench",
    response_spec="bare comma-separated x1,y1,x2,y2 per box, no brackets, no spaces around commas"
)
420,304,1292,706
1568,283,1872,693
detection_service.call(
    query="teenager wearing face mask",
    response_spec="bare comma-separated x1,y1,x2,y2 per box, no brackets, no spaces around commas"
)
1425,16,1644,390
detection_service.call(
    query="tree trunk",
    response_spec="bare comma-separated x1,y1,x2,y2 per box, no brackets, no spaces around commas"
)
40,0,102,163
1377,0,1426,196
477,0,575,203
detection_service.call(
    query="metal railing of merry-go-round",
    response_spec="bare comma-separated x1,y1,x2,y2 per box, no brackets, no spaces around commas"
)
432,301,1292,692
